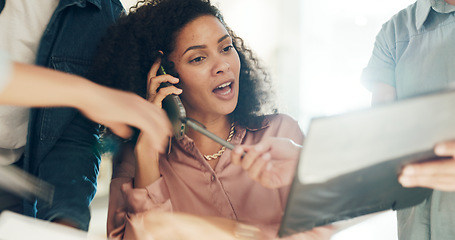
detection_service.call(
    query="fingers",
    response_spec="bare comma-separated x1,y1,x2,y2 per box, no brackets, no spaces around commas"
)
141,108,173,153
402,158,455,175
147,58,162,84
435,141,455,157
146,59,162,99
400,174,455,191
83,84,172,154
232,144,272,181
260,160,296,189
231,145,256,165
240,144,267,170
146,58,180,102
399,158,455,191
230,137,301,188
248,153,271,180
129,98,172,153
152,85,183,106
231,146,244,165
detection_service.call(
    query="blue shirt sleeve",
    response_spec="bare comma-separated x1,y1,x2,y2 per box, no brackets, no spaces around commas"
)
0,50,12,92
361,23,397,92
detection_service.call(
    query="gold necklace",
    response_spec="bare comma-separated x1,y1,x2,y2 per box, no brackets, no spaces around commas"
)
203,123,235,161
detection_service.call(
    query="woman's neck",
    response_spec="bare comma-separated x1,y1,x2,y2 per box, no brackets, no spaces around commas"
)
446,0,455,6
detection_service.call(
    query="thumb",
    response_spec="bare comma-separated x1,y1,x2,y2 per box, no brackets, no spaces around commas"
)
435,141,455,156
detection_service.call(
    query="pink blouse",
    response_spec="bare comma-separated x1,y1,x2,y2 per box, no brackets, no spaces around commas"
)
107,114,304,239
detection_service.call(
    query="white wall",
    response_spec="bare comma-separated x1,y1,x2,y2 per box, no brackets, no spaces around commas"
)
214,0,416,133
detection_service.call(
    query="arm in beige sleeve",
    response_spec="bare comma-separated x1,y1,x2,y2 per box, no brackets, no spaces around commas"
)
0,62,172,152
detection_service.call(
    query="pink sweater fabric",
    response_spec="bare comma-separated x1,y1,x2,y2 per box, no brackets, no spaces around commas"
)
107,114,304,239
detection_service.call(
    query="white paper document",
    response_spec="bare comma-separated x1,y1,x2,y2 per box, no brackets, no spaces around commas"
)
298,90,455,184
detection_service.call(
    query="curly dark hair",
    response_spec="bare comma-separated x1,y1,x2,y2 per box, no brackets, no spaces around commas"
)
89,0,277,129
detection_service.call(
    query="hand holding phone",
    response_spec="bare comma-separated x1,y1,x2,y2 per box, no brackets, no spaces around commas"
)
157,66,186,139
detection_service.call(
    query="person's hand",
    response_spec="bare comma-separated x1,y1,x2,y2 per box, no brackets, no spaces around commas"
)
133,58,180,158
231,137,302,189
80,87,172,153
399,141,455,191
145,57,182,107
132,58,183,188
1,62,173,153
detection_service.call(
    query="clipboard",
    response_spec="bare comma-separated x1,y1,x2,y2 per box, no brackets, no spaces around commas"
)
278,89,455,237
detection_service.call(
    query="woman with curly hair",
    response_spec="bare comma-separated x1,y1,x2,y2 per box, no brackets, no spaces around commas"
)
90,0,331,239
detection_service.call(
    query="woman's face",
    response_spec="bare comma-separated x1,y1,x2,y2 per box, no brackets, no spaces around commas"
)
169,15,240,121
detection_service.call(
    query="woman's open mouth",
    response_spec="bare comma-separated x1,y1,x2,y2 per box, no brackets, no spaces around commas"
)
212,81,235,100
213,81,232,96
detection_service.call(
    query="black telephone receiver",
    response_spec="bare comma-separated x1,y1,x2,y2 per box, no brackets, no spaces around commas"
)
157,66,187,139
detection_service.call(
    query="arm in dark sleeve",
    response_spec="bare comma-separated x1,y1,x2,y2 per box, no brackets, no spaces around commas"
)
35,111,101,231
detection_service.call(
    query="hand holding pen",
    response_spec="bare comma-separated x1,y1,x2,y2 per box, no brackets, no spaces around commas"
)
231,137,302,189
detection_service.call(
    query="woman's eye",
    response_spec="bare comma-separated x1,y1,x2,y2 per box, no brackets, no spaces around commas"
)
189,56,205,63
222,45,233,53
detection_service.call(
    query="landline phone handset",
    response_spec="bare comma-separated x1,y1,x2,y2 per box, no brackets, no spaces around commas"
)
158,66,187,139
157,66,237,151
